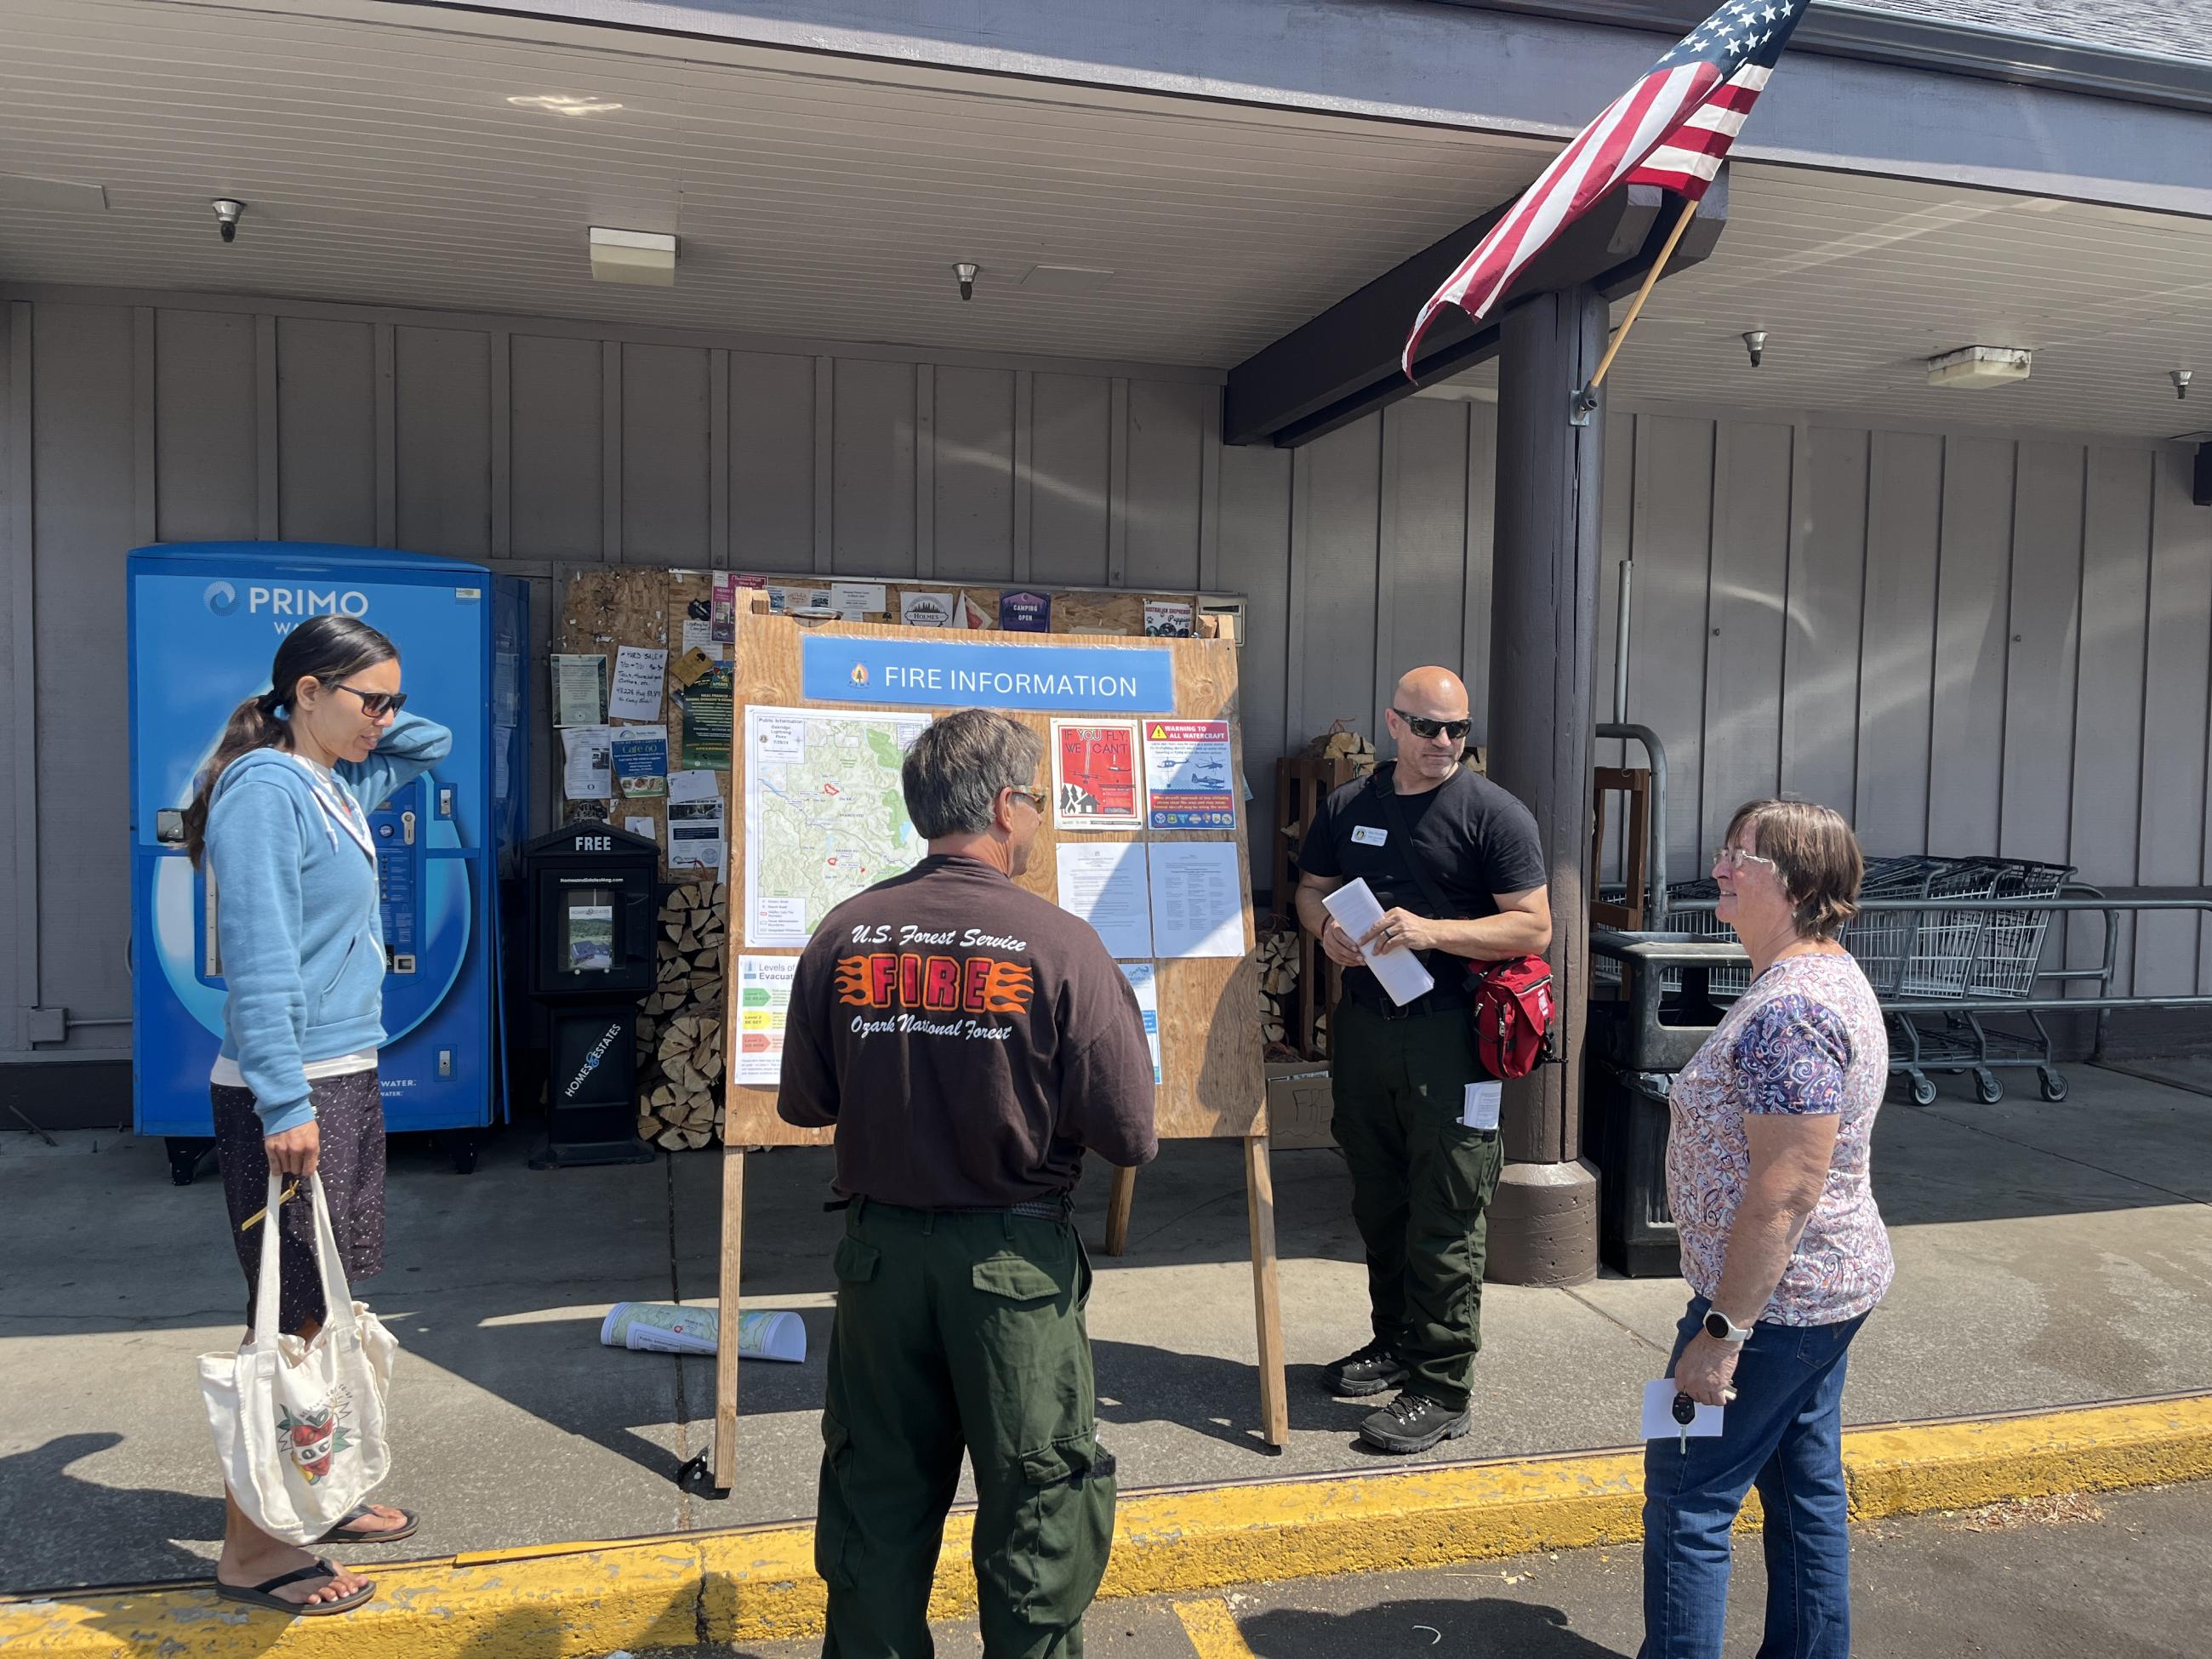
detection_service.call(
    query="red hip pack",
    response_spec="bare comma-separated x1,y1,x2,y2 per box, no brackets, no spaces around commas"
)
1468,955,1555,1080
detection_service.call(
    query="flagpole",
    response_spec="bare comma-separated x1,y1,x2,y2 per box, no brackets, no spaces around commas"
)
1571,197,1700,424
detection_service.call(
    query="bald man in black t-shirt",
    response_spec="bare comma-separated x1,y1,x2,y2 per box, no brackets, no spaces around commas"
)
1294,666,1551,1453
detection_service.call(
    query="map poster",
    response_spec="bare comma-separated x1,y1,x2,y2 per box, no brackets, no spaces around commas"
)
1000,590,1051,631
744,705,929,947
678,664,735,770
736,955,799,1084
1052,719,1143,830
1143,718,1237,830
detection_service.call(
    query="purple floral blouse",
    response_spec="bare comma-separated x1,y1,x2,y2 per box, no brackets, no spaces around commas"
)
1667,952,1895,1325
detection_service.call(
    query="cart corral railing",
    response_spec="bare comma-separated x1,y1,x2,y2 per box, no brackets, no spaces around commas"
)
1589,891,2212,1104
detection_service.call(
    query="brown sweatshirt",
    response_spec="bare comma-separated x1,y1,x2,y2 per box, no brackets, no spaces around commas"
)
778,853,1159,1206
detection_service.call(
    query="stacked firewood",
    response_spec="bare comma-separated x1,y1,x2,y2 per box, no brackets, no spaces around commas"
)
1303,726,1378,772
1256,926,1301,1052
636,881,727,1149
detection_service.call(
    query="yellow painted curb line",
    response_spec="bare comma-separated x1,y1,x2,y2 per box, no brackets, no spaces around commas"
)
6,1394,2208,1656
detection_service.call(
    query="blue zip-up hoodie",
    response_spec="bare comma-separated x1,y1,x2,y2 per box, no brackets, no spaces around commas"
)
203,713,453,1133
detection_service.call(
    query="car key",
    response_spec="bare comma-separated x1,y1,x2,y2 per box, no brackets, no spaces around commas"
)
1672,1389,1696,1456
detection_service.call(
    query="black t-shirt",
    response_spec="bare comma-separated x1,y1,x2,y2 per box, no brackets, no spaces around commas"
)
1298,763,1548,1005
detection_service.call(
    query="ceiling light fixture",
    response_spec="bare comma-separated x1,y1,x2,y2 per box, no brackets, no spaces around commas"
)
509,94,624,116
1926,345,2032,390
590,227,676,286
2174,369,2192,402
211,197,244,242
1742,330,1767,368
954,261,978,302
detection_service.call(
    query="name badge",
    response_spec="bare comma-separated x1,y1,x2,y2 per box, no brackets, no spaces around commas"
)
1351,824,1388,847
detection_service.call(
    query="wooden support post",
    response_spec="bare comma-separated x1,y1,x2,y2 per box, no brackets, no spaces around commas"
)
1244,1134,1288,1447
1104,1164,1137,1258
1485,282,1605,1287
710,1145,746,1491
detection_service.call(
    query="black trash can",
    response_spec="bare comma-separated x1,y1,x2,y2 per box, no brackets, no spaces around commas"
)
1588,1059,1679,1278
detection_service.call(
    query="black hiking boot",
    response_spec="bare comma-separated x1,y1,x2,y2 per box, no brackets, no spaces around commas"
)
1359,1389,1472,1454
1321,1339,1411,1398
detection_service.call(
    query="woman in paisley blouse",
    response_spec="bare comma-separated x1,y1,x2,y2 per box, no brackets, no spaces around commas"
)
1641,799,1894,1659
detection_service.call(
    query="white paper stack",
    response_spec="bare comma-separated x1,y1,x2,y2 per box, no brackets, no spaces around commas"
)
1320,878,1435,1006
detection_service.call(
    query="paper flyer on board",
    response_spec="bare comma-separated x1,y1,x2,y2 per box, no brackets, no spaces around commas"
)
668,797,726,871
1143,719,1237,830
736,955,800,1085
677,664,735,769
1119,962,1163,1086
607,647,667,722
612,724,670,797
900,590,956,627
1055,842,1153,959
1051,719,1143,830
1146,841,1246,958
561,725,613,799
999,590,1051,631
551,654,606,727
1143,598,1195,637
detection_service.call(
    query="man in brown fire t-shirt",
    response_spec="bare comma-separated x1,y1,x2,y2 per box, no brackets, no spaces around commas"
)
779,708,1154,1659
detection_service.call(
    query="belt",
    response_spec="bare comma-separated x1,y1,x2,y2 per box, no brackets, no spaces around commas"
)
1346,983,1468,1022
832,1193,1075,1224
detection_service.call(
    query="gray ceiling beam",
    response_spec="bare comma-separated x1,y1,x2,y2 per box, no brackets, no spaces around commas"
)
402,0,2212,219
1223,178,1728,448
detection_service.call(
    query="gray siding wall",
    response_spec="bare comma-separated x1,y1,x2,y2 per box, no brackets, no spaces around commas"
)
3,291,2207,1058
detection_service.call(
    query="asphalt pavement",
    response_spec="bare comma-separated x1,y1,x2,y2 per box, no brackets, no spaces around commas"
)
698,1479,2210,1659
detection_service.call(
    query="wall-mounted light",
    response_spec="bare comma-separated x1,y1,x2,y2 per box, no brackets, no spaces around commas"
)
211,197,244,243
1742,330,1767,368
954,261,978,302
1927,345,2032,389
590,227,676,286
2175,369,2193,402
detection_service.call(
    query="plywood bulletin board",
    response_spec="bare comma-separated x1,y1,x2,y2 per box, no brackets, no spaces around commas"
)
712,597,1286,1487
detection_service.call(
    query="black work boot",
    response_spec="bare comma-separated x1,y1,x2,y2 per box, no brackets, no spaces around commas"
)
1359,1389,1472,1453
1321,1339,1410,1398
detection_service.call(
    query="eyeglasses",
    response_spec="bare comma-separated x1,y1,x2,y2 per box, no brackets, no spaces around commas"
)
1712,846,1779,873
1006,786,1048,815
332,683,408,718
1391,709,1473,742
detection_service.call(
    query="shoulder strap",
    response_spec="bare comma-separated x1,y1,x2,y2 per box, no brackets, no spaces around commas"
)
1373,767,1460,920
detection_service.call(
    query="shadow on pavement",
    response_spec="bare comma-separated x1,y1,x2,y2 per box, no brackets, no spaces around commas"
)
1241,1594,1621,1657
0,1434,225,1590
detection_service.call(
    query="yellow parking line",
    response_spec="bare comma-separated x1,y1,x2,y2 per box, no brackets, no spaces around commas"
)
1174,1597,1258,1659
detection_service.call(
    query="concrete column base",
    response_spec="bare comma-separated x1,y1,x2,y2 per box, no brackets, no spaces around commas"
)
1485,1158,1599,1286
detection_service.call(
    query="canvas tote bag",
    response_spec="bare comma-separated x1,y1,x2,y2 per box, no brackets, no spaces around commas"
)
200,1172,397,1543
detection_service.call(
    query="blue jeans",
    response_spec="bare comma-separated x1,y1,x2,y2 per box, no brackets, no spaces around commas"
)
1639,1297,1867,1659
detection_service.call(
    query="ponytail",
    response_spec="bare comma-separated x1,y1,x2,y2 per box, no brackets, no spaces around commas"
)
181,614,399,868
182,689,293,867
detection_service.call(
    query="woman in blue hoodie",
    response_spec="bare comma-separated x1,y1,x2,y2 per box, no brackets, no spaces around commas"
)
183,615,451,1616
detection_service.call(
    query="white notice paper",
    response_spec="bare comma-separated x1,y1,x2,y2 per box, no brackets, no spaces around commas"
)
1320,877,1435,1005
680,617,724,660
624,816,656,840
1120,962,1163,1085
1640,1379,1725,1443
551,654,606,727
1057,843,1154,959
668,798,725,871
1463,1080,1502,1131
736,955,799,1085
830,581,887,618
900,590,956,628
562,725,613,800
668,768,721,804
1146,842,1246,959
607,647,668,722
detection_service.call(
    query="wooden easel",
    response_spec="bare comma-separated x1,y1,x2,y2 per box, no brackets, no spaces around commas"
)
713,602,1287,1490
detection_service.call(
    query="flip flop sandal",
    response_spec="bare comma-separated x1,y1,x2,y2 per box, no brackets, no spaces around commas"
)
319,1505,419,1545
214,1557,375,1616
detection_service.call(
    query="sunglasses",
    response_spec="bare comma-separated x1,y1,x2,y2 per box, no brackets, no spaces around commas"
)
1712,846,1779,873
1006,786,1048,815
332,683,408,718
1392,709,1473,742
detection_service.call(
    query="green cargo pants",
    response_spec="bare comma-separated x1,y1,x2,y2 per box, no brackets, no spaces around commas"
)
815,1198,1115,1659
1329,997,1506,1412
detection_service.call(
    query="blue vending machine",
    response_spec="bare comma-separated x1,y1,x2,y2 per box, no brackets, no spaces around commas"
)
128,544,527,1183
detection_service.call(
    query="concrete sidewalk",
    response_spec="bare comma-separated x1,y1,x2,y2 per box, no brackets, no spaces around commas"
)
2,1064,2209,1593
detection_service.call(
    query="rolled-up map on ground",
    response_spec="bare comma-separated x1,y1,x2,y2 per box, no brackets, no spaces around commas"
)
598,1302,807,1362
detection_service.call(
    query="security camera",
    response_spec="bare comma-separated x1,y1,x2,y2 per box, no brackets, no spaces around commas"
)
212,198,244,242
953,261,978,302
1743,330,1767,369
2175,369,2193,402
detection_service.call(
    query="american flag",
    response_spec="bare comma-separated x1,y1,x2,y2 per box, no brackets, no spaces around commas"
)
1402,0,1810,379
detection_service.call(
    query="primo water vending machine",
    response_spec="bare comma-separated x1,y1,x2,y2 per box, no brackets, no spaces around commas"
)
128,544,527,1183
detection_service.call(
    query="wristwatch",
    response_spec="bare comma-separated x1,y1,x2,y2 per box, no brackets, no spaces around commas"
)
1702,1308,1753,1344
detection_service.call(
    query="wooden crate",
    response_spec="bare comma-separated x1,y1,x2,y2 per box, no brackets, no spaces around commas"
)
1273,754,1364,1058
